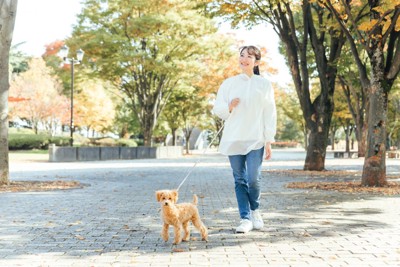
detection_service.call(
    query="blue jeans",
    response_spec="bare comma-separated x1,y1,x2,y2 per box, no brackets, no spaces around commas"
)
228,147,264,220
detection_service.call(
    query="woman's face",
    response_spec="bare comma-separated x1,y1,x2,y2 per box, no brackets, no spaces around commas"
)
239,48,258,75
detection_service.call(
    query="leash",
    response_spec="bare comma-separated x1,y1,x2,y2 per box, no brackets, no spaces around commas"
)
176,118,228,191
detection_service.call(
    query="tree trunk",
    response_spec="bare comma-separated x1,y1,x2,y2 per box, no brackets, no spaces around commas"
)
184,127,193,154
304,103,332,171
338,75,368,157
303,127,309,151
121,124,130,139
171,128,177,146
139,102,157,146
142,124,153,147
357,123,367,157
0,0,18,185
345,125,350,153
330,129,335,150
361,48,388,186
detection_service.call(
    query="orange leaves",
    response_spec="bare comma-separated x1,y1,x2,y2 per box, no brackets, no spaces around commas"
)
9,58,68,128
43,40,65,57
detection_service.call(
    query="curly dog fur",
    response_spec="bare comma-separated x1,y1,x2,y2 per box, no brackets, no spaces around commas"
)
156,190,208,245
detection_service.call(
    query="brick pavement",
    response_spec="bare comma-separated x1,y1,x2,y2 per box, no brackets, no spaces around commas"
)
0,150,399,266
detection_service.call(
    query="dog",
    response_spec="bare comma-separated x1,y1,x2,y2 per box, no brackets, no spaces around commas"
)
155,190,208,245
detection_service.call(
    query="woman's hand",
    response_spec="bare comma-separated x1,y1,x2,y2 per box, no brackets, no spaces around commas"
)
229,98,240,113
265,142,272,160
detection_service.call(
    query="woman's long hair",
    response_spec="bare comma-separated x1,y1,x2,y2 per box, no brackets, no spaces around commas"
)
239,45,261,75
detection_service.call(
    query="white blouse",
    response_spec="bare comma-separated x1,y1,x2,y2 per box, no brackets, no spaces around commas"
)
213,73,277,156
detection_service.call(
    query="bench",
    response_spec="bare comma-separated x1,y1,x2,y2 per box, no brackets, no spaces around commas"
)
387,151,400,159
333,151,358,158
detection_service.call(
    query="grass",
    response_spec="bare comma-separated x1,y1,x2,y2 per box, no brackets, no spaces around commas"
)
9,150,48,162
10,149,48,154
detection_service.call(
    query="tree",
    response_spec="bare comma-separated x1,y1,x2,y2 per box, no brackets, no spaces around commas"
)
337,72,368,156
73,77,116,137
180,88,210,154
42,40,72,95
69,0,220,146
206,0,346,171
332,82,354,152
323,0,400,186
9,58,68,135
113,103,141,139
10,43,29,75
388,84,400,148
162,90,185,146
195,36,240,144
275,87,305,146
0,0,18,185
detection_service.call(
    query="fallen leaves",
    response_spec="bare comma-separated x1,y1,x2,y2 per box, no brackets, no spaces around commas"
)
265,169,400,180
0,180,83,193
286,181,400,195
265,169,400,195
172,248,186,252
75,235,86,240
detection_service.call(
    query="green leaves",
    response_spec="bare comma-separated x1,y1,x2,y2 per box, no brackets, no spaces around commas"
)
70,0,224,144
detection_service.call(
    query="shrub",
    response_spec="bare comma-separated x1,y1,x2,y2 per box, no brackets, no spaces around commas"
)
9,134,48,150
116,138,138,147
90,137,115,146
8,133,70,150
89,137,138,147
49,136,70,147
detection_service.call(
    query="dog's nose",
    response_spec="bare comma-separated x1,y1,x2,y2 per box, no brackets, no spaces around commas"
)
164,202,168,206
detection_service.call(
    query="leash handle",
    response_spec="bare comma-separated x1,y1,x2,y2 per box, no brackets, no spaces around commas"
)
176,117,228,191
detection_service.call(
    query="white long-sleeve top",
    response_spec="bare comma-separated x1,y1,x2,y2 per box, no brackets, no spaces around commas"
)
213,73,277,156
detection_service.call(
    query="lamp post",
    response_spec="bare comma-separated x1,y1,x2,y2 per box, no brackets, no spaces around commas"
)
58,45,84,147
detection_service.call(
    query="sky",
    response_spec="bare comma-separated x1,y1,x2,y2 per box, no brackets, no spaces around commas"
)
12,0,291,84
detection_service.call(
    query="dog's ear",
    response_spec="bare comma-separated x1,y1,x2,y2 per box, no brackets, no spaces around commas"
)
155,191,162,202
172,190,178,203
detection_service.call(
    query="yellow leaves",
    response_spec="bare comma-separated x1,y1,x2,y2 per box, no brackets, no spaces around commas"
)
358,12,397,36
372,6,385,15
396,18,400,32
220,3,236,14
220,2,250,15
383,19,392,34
351,0,363,7
358,19,378,32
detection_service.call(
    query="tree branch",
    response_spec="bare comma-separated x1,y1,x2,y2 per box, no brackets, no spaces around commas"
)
324,0,370,88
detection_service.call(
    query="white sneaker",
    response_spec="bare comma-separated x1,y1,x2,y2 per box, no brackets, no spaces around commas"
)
235,219,253,233
251,210,264,230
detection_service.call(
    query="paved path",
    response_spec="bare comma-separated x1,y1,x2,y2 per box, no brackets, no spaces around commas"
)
1,150,400,266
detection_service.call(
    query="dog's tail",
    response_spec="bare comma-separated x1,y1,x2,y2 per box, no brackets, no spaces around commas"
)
192,194,198,205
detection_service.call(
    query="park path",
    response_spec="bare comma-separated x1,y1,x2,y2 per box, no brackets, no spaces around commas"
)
1,149,399,266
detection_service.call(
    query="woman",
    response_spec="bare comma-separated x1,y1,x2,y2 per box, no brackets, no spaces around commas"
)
213,45,277,233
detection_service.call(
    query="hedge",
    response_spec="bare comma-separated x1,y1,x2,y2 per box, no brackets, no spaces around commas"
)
8,134,137,150
8,134,70,150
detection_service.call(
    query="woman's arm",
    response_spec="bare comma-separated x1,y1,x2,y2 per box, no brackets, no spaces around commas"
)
263,81,277,152
212,80,231,120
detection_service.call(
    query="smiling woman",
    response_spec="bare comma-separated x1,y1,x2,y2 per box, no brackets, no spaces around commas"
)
212,45,277,234
12,0,82,56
